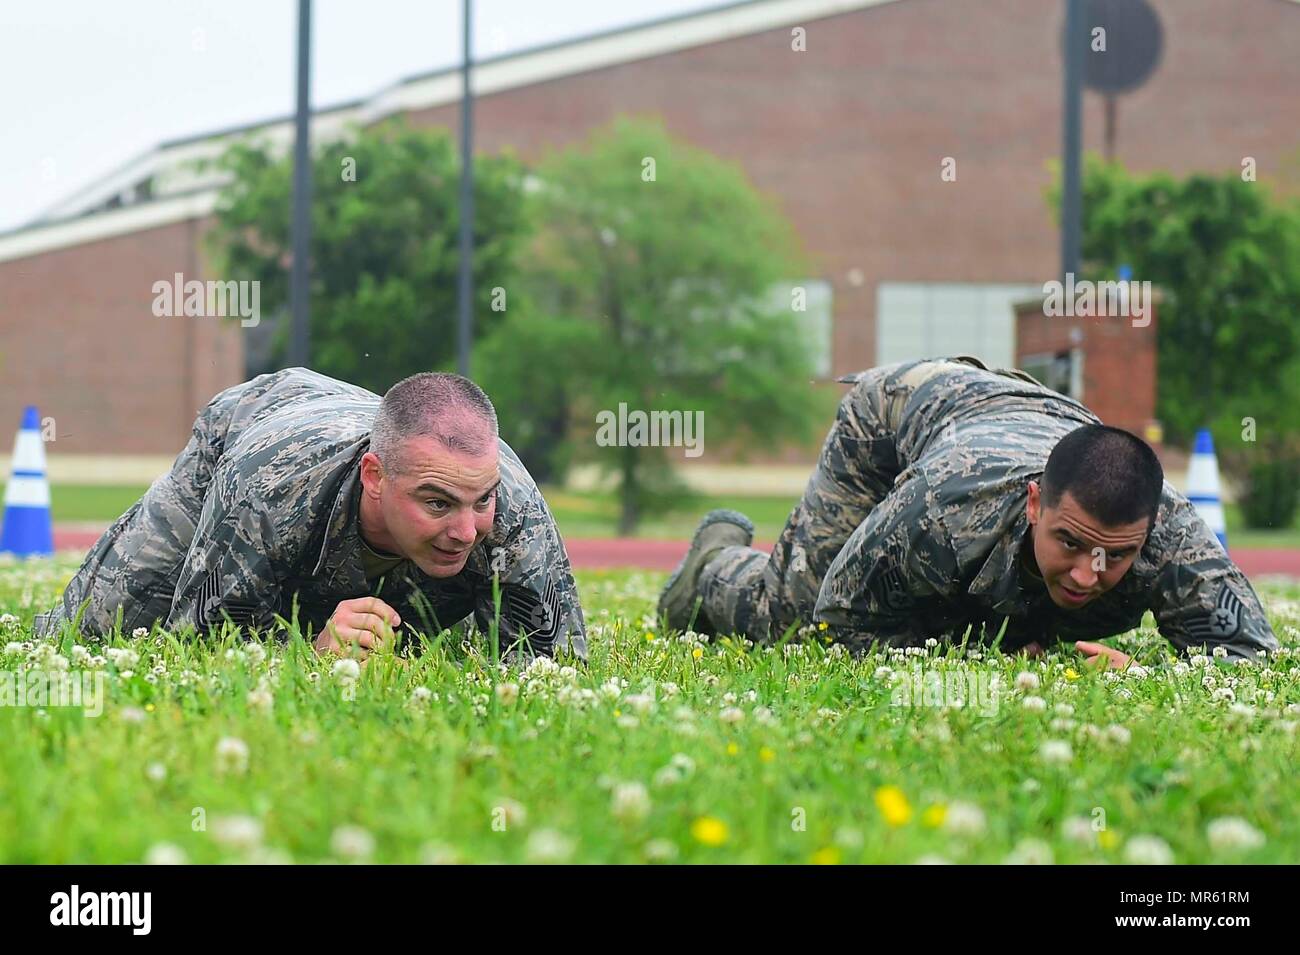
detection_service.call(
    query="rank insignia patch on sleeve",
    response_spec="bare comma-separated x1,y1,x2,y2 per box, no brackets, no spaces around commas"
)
1185,582,1243,642
869,555,912,614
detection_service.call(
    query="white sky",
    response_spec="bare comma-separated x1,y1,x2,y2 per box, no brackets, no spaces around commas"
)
0,0,712,231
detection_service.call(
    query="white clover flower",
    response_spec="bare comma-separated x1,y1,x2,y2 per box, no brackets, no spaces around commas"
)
1124,835,1174,865
244,642,267,665
643,839,679,862
495,798,527,829
659,681,680,697
616,714,639,729
1125,664,1150,678
145,762,167,783
610,782,652,822
1015,671,1041,692
3,641,24,655
419,842,460,865
624,692,656,714
144,842,188,865
1189,654,1210,668
1004,838,1054,865
600,678,623,700
525,828,575,863
1227,703,1256,721
1053,702,1075,717
331,825,375,860
1061,816,1095,844
105,647,139,669
1050,717,1076,733
1172,662,1190,676
722,691,737,705
719,706,745,725
0,613,19,628
132,627,149,639
1211,687,1236,703
1039,740,1073,764
409,686,433,707
247,684,274,715
215,736,250,775
1021,695,1047,713
1213,646,1229,659
1105,724,1132,747
331,659,361,684
523,656,559,680
1206,817,1265,853
495,682,519,705
210,815,263,852
874,666,894,681
670,753,696,776
753,706,777,726
653,766,682,788
942,801,986,837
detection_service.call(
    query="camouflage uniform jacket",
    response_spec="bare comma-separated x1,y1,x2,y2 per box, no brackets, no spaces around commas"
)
36,368,586,658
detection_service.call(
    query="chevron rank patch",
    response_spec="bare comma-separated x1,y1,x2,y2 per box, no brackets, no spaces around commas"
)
1185,582,1244,643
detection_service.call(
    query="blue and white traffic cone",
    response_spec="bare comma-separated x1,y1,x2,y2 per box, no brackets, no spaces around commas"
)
0,406,54,557
1187,428,1227,552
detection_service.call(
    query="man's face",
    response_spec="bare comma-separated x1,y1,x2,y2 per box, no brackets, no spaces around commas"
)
1026,481,1149,610
362,434,500,579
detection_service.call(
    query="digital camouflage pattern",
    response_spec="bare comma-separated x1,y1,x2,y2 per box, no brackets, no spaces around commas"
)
699,357,1277,661
35,368,586,658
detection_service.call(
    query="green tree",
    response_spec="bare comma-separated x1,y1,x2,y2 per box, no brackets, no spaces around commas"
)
206,121,530,394
476,118,819,534
1053,157,1300,528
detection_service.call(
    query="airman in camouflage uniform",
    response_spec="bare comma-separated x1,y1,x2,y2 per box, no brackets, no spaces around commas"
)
662,357,1277,662
35,367,586,658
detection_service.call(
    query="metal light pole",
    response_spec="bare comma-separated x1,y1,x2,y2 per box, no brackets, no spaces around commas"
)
457,0,475,377
289,0,313,367
1061,0,1083,284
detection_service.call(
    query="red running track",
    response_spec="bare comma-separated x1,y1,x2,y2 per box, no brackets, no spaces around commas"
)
49,527,1300,577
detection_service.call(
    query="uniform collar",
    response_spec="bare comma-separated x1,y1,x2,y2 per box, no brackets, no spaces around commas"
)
966,492,1039,616
311,451,368,593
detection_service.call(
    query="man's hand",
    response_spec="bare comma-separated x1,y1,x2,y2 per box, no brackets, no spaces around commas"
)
1075,640,1131,671
315,596,401,660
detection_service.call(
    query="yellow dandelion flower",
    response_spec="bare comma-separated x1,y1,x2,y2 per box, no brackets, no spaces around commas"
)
817,622,829,631
874,785,913,827
613,709,622,717
691,816,729,846
691,647,704,660
810,846,841,865
644,632,655,642
759,746,776,763
726,741,739,756
1098,829,1119,849
921,804,947,828
144,703,156,713
1065,667,1081,681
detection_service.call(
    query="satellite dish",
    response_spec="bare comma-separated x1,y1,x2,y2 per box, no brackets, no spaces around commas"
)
1070,0,1165,94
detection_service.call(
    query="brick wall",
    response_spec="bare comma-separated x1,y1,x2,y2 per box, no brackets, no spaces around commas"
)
2,0,1298,453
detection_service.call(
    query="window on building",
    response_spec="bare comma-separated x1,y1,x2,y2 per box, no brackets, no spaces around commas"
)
876,282,1040,369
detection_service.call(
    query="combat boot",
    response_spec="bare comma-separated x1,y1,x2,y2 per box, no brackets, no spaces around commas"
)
657,508,754,632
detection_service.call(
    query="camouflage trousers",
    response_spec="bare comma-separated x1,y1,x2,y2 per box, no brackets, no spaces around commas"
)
697,357,990,641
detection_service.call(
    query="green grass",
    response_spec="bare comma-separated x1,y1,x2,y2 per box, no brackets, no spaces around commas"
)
18,484,1300,548
0,555,1297,863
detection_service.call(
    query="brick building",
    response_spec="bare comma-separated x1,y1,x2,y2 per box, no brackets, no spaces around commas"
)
1,0,1298,455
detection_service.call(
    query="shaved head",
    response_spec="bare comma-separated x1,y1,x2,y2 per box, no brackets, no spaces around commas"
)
370,372,498,472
